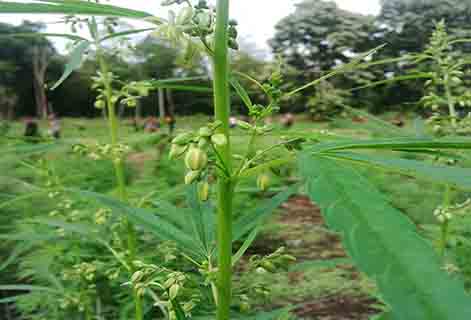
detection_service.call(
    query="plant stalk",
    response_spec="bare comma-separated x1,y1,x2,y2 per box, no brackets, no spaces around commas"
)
444,74,457,128
96,41,142,320
212,0,233,319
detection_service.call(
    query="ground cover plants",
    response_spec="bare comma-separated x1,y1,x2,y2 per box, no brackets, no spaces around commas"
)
1,1,471,320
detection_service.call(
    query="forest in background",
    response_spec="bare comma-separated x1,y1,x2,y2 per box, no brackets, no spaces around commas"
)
1,0,471,119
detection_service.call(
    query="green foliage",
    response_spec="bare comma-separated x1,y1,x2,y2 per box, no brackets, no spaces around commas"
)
307,80,350,120
299,153,471,320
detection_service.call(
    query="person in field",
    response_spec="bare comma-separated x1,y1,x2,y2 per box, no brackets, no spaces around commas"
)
144,117,160,132
280,113,295,128
24,117,40,142
48,113,61,139
165,115,176,135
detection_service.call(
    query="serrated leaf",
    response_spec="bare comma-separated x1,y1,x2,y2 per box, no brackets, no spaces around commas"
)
309,138,471,154
232,185,298,242
351,73,432,91
0,285,59,293
232,227,259,266
75,189,204,258
0,1,153,19
299,154,471,320
325,151,471,190
99,27,156,42
0,32,88,41
230,77,252,108
51,40,90,90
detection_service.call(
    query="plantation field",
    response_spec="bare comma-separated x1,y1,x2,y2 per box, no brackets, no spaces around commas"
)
2,114,470,320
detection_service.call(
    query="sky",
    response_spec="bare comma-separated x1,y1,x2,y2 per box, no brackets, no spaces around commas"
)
0,0,381,54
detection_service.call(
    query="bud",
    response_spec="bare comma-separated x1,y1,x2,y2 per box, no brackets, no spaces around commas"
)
257,174,271,191
169,284,180,300
198,182,210,201
169,144,187,159
199,126,212,137
261,260,276,272
185,147,208,170
185,170,200,185
211,133,227,147
236,120,252,130
172,132,194,145
177,6,193,25
240,301,250,313
94,100,105,109
198,138,208,149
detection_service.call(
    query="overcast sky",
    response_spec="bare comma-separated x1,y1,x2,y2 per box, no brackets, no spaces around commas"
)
0,0,381,54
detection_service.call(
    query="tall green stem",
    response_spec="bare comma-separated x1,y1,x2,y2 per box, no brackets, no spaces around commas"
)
444,74,457,128
439,185,451,258
95,35,142,320
212,0,233,319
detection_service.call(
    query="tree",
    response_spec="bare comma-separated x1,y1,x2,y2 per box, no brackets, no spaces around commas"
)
270,0,375,75
32,42,55,118
0,21,61,118
378,0,471,55
270,0,377,112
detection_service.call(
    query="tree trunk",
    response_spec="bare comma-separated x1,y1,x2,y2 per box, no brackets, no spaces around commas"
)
166,88,175,117
158,88,166,127
135,100,142,119
32,45,50,119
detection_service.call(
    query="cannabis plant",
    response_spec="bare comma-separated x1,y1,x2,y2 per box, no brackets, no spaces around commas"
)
2,1,471,320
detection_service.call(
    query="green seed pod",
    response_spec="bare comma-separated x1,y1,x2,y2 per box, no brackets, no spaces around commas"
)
261,260,276,272
211,133,227,147
236,120,252,130
198,182,209,201
185,170,200,185
198,138,208,149
169,144,187,159
240,301,250,313
172,132,194,145
94,100,105,109
199,126,212,137
257,174,271,191
169,283,180,300
185,147,208,170
177,6,193,25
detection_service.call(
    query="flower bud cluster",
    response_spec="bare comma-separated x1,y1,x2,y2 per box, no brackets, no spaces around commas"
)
73,142,130,163
248,247,296,274
92,71,152,110
63,262,98,282
126,261,198,319
170,121,227,200
160,0,239,51
434,199,471,223
95,208,112,225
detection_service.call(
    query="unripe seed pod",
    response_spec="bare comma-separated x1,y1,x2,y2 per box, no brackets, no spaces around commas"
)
240,302,250,313
185,170,200,185
211,133,227,147
185,147,208,170
177,6,193,25
198,138,208,149
172,132,194,145
169,283,180,300
198,182,209,201
257,174,271,191
199,126,212,137
261,260,276,272
94,100,105,109
169,144,187,159
236,120,252,130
